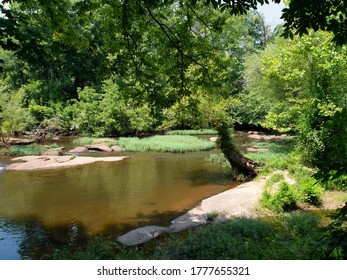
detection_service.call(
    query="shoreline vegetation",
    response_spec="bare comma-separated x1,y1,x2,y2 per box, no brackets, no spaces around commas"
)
73,134,216,153
1,0,346,261
4,134,217,158
5,131,340,260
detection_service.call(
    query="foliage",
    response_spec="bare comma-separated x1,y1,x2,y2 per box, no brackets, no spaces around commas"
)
6,0,347,45
206,210,220,222
244,31,347,187
0,90,33,143
73,137,118,147
7,144,48,156
265,173,284,187
153,214,321,260
300,181,324,206
71,79,156,136
45,213,323,260
280,0,347,45
318,203,347,259
261,181,298,213
166,129,217,135
47,235,142,260
118,135,215,153
245,138,296,172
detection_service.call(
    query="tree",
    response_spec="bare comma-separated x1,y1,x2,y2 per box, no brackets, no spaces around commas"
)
243,30,347,187
0,0,282,178
2,0,347,179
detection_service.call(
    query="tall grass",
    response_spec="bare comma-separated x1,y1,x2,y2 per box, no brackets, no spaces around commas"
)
166,129,218,135
47,213,322,260
152,213,321,260
118,135,216,152
73,137,118,146
7,144,48,156
46,236,142,260
245,139,297,172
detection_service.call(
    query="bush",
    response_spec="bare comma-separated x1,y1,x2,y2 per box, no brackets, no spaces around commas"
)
7,144,47,156
72,80,156,136
261,182,298,213
300,181,324,206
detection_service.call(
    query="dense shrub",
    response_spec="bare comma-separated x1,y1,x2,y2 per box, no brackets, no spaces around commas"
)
261,182,298,213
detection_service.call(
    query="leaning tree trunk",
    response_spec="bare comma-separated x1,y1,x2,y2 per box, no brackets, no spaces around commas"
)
216,121,259,179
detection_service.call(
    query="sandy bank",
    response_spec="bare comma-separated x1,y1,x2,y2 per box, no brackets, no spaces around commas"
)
6,155,128,171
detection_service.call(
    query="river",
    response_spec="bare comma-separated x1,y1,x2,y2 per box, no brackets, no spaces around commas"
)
0,133,252,259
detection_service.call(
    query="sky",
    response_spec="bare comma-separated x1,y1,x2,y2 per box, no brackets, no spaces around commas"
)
257,1,285,30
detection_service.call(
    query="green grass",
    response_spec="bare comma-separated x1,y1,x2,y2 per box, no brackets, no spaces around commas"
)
46,213,323,260
152,213,321,260
245,138,298,173
166,129,218,135
261,182,298,213
46,236,142,260
118,135,216,152
265,173,285,188
7,144,48,156
73,137,118,146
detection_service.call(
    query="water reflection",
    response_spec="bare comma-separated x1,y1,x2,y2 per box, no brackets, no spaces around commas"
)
0,217,88,259
0,149,238,259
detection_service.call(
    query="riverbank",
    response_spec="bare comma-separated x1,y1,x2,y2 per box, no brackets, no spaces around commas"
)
116,136,346,247
116,172,285,246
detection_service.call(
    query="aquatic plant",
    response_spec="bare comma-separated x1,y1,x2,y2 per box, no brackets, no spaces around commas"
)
118,135,215,153
7,144,47,156
166,129,218,135
73,137,118,147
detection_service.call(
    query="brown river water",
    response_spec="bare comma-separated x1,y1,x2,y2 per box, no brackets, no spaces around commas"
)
0,133,253,259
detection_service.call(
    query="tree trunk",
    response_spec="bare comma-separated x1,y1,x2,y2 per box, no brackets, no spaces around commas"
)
216,121,259,179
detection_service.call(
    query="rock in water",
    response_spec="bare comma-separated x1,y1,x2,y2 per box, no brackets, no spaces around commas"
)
117,226,168,246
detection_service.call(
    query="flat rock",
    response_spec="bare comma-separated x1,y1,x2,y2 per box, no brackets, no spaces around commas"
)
6,155,128,171
86,145,113,152
247,134,288,140
41,150,63,156
200,179,264,217
246,147,269,152
68,146,88,153
209,137,218,142
117,226,168,246
169,207,207,232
